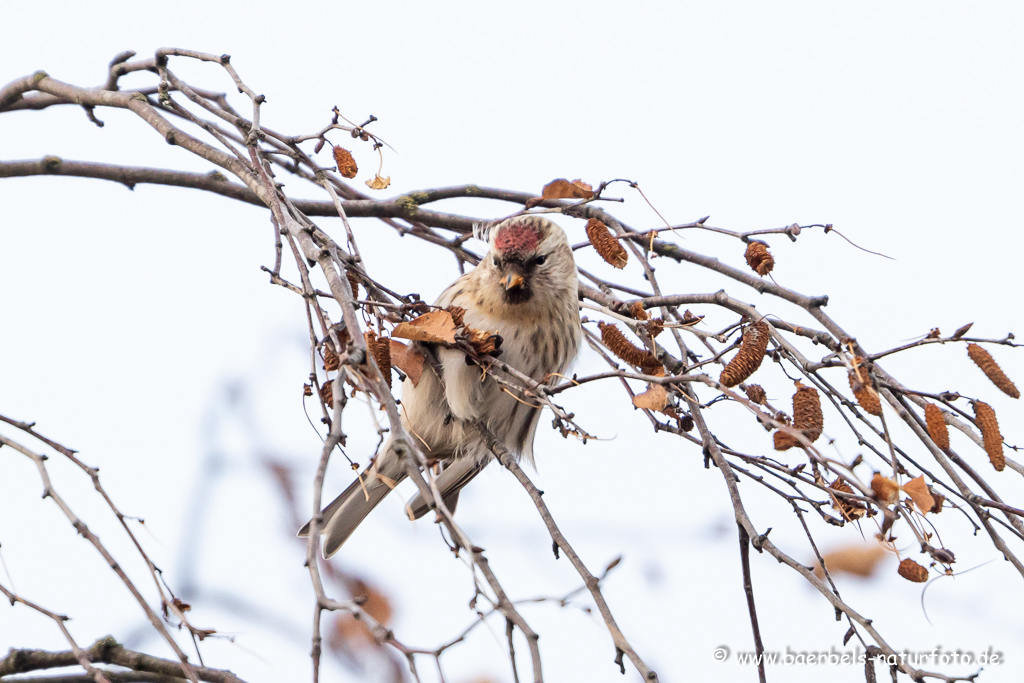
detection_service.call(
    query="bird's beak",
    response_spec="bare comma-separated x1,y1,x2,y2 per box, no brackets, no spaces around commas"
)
501,273,526,291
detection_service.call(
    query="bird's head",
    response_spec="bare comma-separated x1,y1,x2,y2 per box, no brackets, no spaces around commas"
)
483,215,576,306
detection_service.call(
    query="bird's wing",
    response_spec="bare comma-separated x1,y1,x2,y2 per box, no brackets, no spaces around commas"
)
436,346,482,421
429,270,489,422
434,271,476,308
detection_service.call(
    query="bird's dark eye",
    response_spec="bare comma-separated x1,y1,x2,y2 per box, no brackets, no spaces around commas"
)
492,256,500,267
531,254,547,267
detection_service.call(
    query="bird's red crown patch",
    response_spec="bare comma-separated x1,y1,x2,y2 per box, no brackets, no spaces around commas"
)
494,222,541,258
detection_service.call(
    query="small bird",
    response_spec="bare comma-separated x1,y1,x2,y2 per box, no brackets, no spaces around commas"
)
300,215,582,557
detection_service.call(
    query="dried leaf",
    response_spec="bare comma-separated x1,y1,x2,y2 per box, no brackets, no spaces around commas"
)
681,310,703,326
392,310,458,345
357,580,393,623
813,543,887,579
365,174,391,190
571,179,593,195
327,580,393,650
901,476,935,514
389,340,424,386
644,319,665,338
828,477,867,521
870,473,900,506
773,431,797,451
323,345,340,372
465,327,503,357
629,301,649,320
325,326,352,352
319,380,335,406
333,147,358,179
633,383,670,413
446,305,466,327
541,178,594,199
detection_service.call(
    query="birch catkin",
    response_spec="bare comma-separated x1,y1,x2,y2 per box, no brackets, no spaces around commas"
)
744,240,774,276
744,384,766,405
848,357,882,416
346,269,360,299
774,381,824,450
333,146,358,179
898,558,929,583
793,381,824,442
599,322,662,374
720,320,770,387
973,400,1005,471
924,403,949,449
374,335,393,388
967,343,1019,399
586,218,628,269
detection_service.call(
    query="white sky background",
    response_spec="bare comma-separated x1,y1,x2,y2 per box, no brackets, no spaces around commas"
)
2,2,1023,682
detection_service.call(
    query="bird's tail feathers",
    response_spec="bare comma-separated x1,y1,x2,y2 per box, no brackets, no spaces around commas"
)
297,449,408,557
321,478,399,557
405,456,491,521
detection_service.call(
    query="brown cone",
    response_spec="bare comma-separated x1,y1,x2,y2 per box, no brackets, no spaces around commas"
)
744,241,774,276
967,344,1019,398
898,558,929,583
973,400,1005,471
333,147,358,179
720,320,770,387
924,403,949,449
586,218,628,269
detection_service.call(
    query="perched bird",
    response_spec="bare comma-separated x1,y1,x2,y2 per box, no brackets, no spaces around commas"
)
300,215,582,557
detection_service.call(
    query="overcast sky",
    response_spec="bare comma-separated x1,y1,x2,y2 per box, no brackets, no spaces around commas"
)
2,3,1023,682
